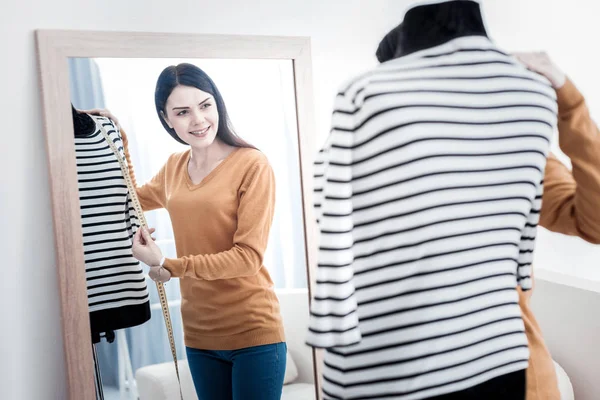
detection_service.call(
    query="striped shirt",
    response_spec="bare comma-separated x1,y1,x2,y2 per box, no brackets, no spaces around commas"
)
306,36,557,400
75,116,150,313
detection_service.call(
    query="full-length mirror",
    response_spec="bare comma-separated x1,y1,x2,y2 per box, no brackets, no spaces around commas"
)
36,31,318,400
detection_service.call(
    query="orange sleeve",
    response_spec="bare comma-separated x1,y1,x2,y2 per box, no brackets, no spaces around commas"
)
539,78,600,244
163,161,276,280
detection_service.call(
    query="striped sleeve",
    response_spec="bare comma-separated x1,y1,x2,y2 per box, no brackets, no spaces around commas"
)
306,92,362,349
517,179,543,291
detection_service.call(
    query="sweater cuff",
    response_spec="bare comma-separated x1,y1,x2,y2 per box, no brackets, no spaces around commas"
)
163,258,184,278
557,78,584,115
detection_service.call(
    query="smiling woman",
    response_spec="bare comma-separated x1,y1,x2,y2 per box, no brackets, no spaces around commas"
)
125,61,289,400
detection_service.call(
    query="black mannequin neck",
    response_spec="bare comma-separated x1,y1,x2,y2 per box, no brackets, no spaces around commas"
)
400,0,487,57
72,104,96,138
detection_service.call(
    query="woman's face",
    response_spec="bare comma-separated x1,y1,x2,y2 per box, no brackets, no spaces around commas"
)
163,85,219,148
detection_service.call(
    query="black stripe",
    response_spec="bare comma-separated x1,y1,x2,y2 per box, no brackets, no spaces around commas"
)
80,202,127,210
316,257,517,288
337,48,512,95
77,159,119,168
77,167,123,175
81,208,135,219
361,61,519,88
362,300,518,337
86,262,140,274
329,316,522,357
349,74,550,105
310,308,357,319
87,269,145,281
88,277,146,290
361,275,516,312
334,103,555,120
88,286,148,298
354,195,526,233
84,245,133,256
344,135,549,168
324,225,521,254
76,144,111,153
352,243,518,277
322,359,528,399
75,135,105,145
80,193,128,201
332,119,552,149
78,185,128,192
323,346,527,388
331,150,547,171
83,234,135,247
83,227,136,238
355,227,521,258
85,254,136,265
325,330,524,373
78,176,124,183
361,88,555,104
315,272,514,304
76,153,117,160
353,210,527,234
88,294,149,307
422,47,509,59
350,169,539,195
357,257,518,291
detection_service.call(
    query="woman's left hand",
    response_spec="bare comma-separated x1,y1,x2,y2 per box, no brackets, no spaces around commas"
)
132,227,163,267
149,265,171,283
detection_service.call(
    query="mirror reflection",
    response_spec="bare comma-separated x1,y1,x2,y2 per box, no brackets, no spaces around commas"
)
69,57,315,400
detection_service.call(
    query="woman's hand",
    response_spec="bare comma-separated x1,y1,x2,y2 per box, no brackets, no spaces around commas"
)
132,227,163,267
149,265,171,283
79,108,122,130
513,52,566,89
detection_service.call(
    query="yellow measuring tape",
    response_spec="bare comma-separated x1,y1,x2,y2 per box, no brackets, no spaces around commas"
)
99,123,184,400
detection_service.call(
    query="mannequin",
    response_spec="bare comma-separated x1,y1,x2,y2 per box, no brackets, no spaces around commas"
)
377,1,487,62
73,104,151,399
401,0,487,55
72,104,96,137
72,105,151,340
307,1,556,399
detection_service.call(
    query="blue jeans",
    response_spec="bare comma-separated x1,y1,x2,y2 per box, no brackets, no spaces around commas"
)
186,342,287,400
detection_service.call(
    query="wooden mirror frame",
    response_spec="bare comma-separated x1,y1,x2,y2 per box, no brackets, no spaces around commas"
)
35,29,319,400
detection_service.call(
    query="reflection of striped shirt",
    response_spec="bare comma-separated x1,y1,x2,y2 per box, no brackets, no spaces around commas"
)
306,36,557,400
75,116,149,313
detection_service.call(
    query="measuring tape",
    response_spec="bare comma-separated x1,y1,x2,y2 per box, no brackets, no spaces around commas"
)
99,123,184,400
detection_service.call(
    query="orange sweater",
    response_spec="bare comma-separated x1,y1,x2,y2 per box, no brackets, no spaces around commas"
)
127,146,285,350
522,78,600,400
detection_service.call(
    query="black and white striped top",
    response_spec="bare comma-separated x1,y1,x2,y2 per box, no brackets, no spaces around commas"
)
76,116,150,314
306,36,556,400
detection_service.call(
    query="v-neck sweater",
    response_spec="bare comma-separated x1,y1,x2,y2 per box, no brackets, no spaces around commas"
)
133,147,285,350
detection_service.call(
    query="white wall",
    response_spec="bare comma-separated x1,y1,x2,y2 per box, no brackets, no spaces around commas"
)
531,280,600,400
0,1,407,399
4,0,600,399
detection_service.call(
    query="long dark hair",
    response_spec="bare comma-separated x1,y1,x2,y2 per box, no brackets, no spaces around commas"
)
155,63,255,148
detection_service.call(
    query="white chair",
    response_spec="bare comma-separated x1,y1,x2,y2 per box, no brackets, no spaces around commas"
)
135,289,316,400
554,360,575,400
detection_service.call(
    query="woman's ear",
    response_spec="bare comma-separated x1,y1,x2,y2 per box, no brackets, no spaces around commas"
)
160,110,173,129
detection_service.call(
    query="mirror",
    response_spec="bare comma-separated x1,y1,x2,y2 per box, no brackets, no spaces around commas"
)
36,32,318,400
